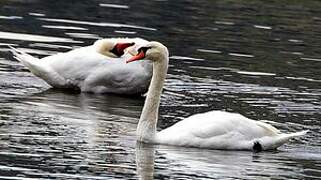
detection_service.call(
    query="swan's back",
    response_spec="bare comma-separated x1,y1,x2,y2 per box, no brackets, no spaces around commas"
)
156,111,291,150
10,38,153,94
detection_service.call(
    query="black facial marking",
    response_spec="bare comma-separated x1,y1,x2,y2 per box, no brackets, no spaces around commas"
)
110,45,123,57
253,141,262,153
137,46,152,54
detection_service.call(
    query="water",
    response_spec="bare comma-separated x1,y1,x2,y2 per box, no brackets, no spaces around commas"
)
0,0,321,179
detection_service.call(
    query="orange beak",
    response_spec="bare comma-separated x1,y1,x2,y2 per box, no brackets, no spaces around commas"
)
126,50,145,63
113,42,135,57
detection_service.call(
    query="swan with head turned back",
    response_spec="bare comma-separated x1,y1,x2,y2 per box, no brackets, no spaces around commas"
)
126,41,308,151
9,38,152,95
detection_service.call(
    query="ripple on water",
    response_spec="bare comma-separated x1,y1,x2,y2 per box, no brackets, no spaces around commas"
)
197,48,222,54
189,65,237,72
215,21,235,25
42,25,88,31
65,33,100,39
0,59,22,67
301,57,321,62
268,101,321,115
37,18,157,31
253,25,272,30
170,56,204,61
236,71,276,76
288,39,303,43
228,52,255,58
28,12,45,17
9,47,61,56
29,43,73,50
189,65,276,77
0,31,81,43
284,76,321,83
99,3,130,9
0,15,23,20
114,30,137,34
280,51,303,56
0,43,17,46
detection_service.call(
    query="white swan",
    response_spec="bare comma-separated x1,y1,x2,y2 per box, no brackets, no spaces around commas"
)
126,41,307,151
10,38,152,94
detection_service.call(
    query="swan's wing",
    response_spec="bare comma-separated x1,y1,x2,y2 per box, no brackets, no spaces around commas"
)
46,38,150,79
81,54,152,94
42,46,112,79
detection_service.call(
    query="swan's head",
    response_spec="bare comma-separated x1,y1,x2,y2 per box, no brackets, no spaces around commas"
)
94,39,135,58
126,41,168,63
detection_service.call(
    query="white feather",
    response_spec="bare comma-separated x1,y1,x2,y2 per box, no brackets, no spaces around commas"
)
9,38,152,94
134,41,308,151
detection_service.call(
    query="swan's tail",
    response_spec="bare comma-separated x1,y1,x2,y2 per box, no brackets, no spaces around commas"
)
9,46,46,77
9,46,66,87
9,45,38,62
9,46,49,80
259,130,308,151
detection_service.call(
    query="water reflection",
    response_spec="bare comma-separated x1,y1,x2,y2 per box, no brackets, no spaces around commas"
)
135,143,321,179
0,0,321,179
136,143,155,180
0,90,142,178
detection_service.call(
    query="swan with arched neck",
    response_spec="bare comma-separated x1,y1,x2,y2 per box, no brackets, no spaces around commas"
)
127,41,307,151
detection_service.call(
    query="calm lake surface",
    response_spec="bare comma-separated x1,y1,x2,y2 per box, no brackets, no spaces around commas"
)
0,0,321,179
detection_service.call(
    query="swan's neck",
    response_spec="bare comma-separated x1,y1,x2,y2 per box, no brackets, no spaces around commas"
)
136,56,168,143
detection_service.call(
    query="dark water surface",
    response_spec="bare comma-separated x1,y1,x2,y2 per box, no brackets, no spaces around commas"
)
0,0,321,179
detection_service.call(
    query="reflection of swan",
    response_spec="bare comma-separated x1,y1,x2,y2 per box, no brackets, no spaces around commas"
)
10,38,152,95
127,41,307,151
136,142,155,180
26,88,144,120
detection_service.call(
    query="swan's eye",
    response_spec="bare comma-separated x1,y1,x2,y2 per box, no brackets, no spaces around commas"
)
138,46,152,54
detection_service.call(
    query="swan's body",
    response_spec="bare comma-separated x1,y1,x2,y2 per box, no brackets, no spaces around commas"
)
156,111,306,150
127,41,307,151
10,38,152,94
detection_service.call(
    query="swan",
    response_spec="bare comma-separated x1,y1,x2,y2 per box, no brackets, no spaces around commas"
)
10,38,152,94
126,41,308,151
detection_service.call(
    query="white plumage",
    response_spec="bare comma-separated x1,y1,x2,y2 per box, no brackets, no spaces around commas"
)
10,38,152,95
128,41,307,151
156,110,307,150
